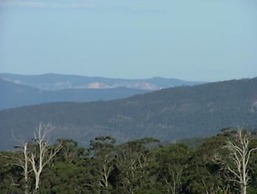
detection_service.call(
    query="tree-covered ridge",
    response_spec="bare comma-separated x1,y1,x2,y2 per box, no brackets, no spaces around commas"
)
0,77,257,150
0,127,257,194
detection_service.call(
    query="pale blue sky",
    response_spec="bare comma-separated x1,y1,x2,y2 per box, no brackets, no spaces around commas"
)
0,0,257,81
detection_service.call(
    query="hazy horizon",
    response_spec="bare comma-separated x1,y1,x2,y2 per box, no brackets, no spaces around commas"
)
0,72,257,83
1,0,257,82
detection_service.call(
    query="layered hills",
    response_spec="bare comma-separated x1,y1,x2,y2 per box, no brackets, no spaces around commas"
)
0,73,200,110
0,77,257,150
0,78,149,110
0,73,199,90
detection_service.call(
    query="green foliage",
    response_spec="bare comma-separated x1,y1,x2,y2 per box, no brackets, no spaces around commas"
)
0,132,257,194
113,138,159,194
0,152,24,194
155,143,189,193
40,161,90,194
183,136,228,194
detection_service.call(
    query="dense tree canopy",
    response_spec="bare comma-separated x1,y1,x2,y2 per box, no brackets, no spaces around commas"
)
0,129,257,194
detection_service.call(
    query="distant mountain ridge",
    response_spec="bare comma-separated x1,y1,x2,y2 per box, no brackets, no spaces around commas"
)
0,73,201,91
0,78,149,110
0,77,257,150
0,73,202,110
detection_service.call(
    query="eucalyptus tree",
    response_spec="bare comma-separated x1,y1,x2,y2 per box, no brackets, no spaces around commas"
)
220,129,257,194
89,136,117,193
12,123,62,194
0,151,24,193
39,139,91,194
114,138,159,194
183,135,229,194
156,143,189,194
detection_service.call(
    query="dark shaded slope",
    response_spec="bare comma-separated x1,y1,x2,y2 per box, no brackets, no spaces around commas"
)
0,78,257,150
0,78,42,109
41,87,148,103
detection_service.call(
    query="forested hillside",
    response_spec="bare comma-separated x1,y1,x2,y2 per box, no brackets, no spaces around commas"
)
0,78,257,150
0,127,257,194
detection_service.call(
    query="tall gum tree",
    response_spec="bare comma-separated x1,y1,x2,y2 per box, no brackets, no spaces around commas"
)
14,123,62,194
221,129,257,194
29,124,62,193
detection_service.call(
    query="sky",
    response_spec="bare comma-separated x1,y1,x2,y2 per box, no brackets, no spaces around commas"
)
0,0,257,81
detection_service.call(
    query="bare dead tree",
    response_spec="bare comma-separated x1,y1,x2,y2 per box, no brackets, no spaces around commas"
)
11,123,62,194
223,129,257,194
28,123,62,193
11,131,32,194
21,142,30,194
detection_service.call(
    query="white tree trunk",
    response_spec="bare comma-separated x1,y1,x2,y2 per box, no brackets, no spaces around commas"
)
13,123,61,194
23,143,29,194
29,124,62,193
224,129,257,194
